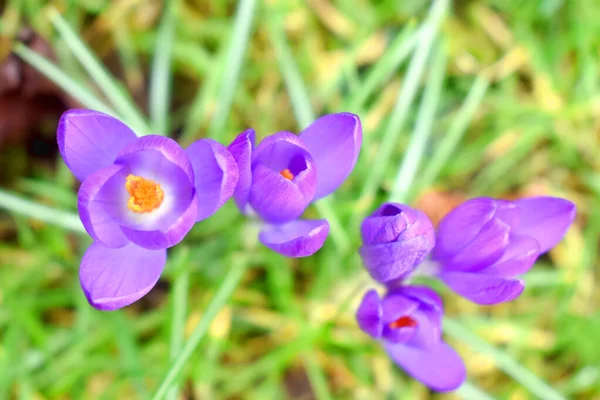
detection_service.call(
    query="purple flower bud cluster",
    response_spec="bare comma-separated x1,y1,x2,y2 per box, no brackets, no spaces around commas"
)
356,198,575,390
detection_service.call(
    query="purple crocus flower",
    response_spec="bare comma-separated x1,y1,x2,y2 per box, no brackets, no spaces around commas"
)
359,197,576,305
227,113,362,257
433,196,576,304
58,109,239,310
356,286,466,391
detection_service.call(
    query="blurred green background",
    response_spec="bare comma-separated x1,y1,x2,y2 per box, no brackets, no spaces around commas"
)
0,0,598,399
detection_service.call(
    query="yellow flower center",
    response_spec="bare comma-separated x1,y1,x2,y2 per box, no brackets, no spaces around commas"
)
280,168,294,180
125,174,164,213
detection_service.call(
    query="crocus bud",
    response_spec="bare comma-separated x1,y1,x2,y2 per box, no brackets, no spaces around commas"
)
435,197,576,305
359,203,435,284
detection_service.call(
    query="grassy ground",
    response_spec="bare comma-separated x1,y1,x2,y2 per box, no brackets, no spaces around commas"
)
0,0,599,399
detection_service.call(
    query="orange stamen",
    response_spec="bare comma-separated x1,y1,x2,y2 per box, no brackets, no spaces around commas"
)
280,168,294,180
389,315,418,329
125,174,164,213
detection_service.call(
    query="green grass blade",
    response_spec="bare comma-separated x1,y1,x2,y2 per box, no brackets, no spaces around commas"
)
418,75,490,191
303,351,333,400
444,318,567,400
180,50,226,145
207,0,257,140
269,21,314,126
268,20,350,253
0,189,84,234
113,23,144,94
166,251,190,400
353,0,449,223
48,8,150,134
346,23,420,112
149,0,177,135
112,313,149,398
152,258,247,400
457,381,496,400
13,43,115,115
389,41,447,203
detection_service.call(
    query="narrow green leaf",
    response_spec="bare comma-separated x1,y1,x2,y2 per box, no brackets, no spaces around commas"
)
0,189,84,234
181,50,226,145
13,43,114,115
149,0,177,135
418,75,489,191
49,8,150,135
389,41,447,203
353,0,449,225
166,250,190,400
346,22,420,112
457,381,496,400
152,258,247,400
269,22,314,126
444,318,567,400
113,23,144,96
303,351,333,400
112,313,149,398
208,0,257,140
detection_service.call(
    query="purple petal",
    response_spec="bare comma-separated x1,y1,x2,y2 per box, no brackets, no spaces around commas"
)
356,289,383,339
116,135,194,184
228,129,255,212
405,307,442,349
250,132,318,223
57,109,137,181
384,341,466,392
186,138,239,221
513,197,576,253
299,113,362,200
380,293,420,344
79,241,166,311
494,200,519,229
249,163,315,224
381,293,420,324
387,287,443,349
383,324,418,344
259,219,329,257
439,271,525,305
434,198,497,260
480,234,540,278
361,202,433,246
359,236,432,283
397,286,443,311
361,214,411,246
442,218,510,271
361,214,408,245
121,194,199,250
78,164,130,248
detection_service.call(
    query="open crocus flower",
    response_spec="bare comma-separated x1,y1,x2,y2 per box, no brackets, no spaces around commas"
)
58,109,238,310
358,197,575,305
356,286,466,391
433,197,576,304
228,113,362,257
